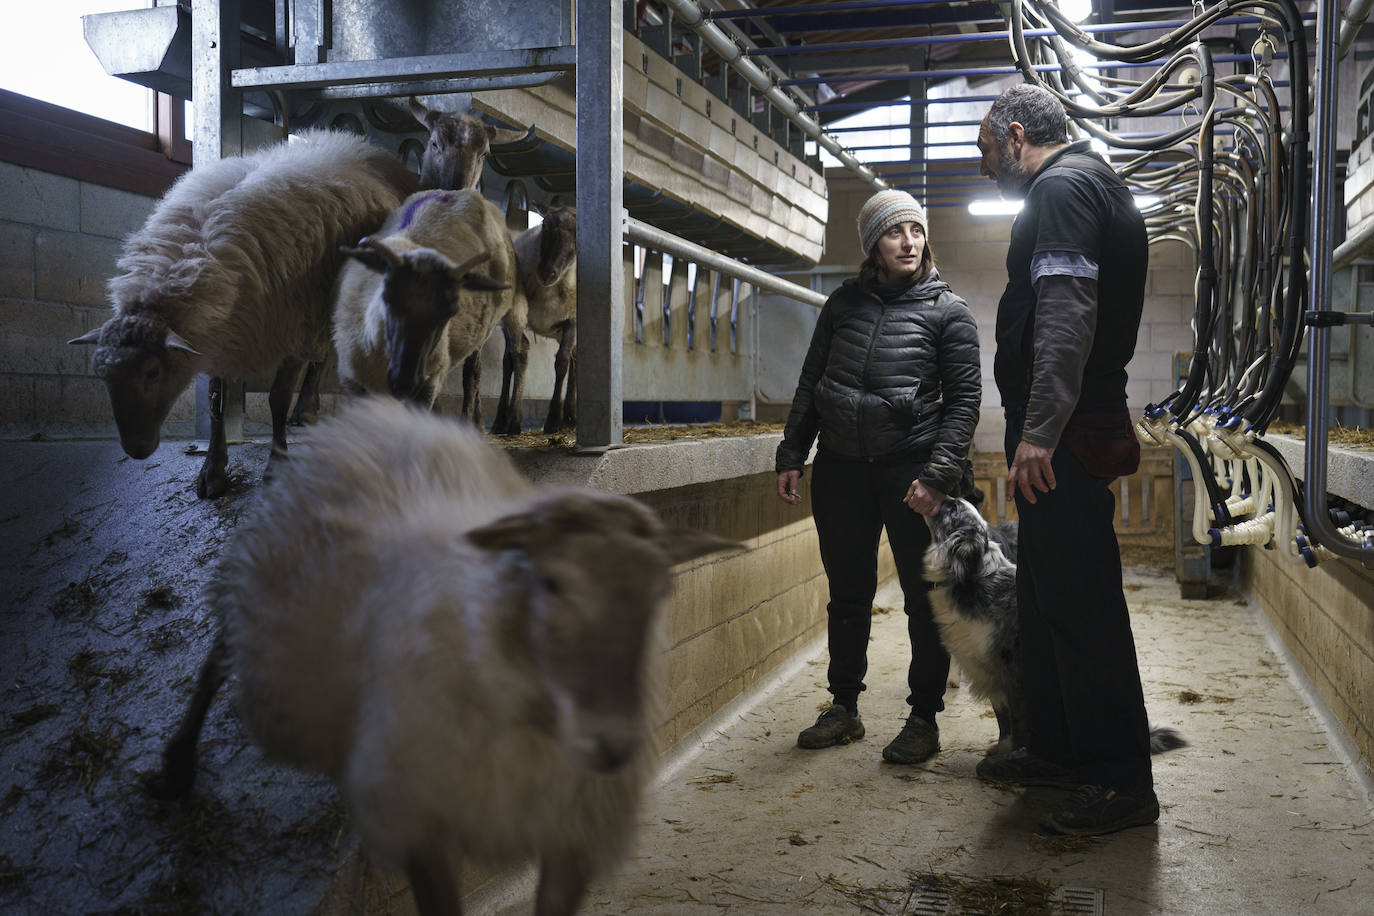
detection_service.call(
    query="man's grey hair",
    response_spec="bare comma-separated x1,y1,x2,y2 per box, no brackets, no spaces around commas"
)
987,83,1069,146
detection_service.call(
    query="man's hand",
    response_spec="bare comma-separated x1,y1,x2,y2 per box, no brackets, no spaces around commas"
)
903,479,945,516
1006,440,1056,505
777,470,802,506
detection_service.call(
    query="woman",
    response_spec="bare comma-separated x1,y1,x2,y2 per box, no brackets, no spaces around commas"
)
775,189,981,764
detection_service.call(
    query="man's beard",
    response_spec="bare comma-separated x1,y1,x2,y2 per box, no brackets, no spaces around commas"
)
996,144,1033,199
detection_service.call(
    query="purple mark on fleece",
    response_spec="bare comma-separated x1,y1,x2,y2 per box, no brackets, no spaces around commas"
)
398,191,456,230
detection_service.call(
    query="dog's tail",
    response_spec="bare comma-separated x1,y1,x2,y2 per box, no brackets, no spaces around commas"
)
1149,725,1187,754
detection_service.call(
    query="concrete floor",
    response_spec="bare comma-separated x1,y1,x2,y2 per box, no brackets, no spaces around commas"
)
476,566,1374,914
2,438,1372,915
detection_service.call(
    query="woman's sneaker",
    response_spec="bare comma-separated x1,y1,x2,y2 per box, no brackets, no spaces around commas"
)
881,712,939,764
797,706,864,748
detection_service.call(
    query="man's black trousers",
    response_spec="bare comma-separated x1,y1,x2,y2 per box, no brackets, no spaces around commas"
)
1007,426,1154,793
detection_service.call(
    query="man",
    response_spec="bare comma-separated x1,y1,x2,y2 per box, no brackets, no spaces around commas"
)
974,83,1156,835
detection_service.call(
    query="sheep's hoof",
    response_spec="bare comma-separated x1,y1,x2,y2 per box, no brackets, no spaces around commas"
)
196,467,229,500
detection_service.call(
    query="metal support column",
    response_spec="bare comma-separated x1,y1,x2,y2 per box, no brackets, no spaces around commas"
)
576,0,625,452
1304,0,1374,567
191,0,245,443
908,49,927,204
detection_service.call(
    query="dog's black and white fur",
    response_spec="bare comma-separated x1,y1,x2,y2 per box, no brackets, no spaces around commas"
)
924,497,1027,755
923,497,1184,757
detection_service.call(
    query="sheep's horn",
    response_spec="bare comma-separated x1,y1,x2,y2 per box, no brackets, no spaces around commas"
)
358,236,405,268
68,326,104,345
165,330,202,356
452,250,493,275
487,123,533,147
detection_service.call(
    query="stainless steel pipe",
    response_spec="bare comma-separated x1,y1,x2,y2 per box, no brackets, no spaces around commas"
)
624,215,827,309
1304,0,1374,567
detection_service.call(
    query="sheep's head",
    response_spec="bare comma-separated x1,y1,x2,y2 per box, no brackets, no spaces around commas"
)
410,97,529,191
69,313,203,459
341,238,509,403
532,204,577,286
468,489,742,773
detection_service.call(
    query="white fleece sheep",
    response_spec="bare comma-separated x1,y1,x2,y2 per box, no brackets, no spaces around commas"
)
69,130,417,498
150,398,737,915
491,205,578,435
330,188,517,409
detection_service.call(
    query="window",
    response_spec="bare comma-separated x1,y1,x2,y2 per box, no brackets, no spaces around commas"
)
0,1,155,131
0,1,190,196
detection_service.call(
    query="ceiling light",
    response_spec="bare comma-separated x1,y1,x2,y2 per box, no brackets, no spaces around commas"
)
1060,0,1094,23
968,200,1023,216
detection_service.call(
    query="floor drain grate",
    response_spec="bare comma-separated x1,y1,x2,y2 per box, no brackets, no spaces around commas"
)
906,884,1104,915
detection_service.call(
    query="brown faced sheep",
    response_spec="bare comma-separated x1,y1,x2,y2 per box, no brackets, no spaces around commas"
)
491,205,578,436
288,99,534,425
69,130,417,498
410,96,532,430
410,96,530,191
148,397,739,916
330,188,517,408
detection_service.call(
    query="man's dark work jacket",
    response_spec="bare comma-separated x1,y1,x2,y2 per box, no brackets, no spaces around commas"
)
775,267,981,496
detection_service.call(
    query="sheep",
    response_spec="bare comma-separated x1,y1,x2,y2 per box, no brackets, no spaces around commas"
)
288,98,533,425
410,96,531,191
68,130,417,498
491,205,578,435
147,397,740,916
330,188,518,408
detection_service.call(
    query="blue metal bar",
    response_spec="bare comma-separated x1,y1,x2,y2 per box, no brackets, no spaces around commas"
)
822,119,986,133
711,0,987,18
747,13,1316,56
784,57,1300,86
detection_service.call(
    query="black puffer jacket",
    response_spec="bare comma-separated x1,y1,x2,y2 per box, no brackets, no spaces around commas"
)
775,268,981,495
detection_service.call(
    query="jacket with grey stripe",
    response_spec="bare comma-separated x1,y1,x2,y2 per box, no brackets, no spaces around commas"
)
774,268,982,496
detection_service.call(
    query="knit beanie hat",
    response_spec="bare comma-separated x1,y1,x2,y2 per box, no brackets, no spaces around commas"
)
857,189,929,256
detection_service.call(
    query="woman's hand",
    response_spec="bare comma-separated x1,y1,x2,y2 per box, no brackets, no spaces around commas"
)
777,470,802,506
903,479,945,516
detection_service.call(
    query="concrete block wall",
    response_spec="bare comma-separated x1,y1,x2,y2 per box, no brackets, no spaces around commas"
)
1241,546,1374,769
1236,435,1374,772
0,160,202,440
639,472,897,747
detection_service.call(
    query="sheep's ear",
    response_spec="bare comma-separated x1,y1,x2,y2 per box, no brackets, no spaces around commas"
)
658,529,746,567
460,273,510,293
68,326,104,346
165,330,201,355
409,96,439,129
467,513,536,552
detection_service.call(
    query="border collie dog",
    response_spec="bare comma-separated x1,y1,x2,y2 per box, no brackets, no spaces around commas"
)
923,497,1184,757
924,497,1026,755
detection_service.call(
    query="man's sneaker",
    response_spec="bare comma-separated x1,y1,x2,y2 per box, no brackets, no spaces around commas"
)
797,706,865,749
1040,785,1160,836
975,748,1078,788
881,712,939,764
